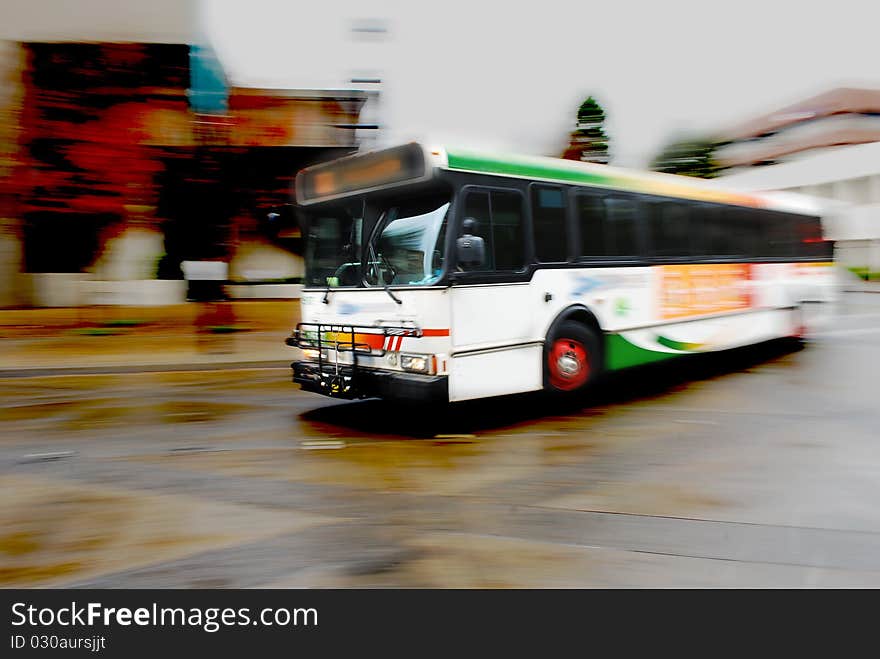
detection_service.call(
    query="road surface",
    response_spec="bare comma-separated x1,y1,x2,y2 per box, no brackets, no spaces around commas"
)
2,292,879,587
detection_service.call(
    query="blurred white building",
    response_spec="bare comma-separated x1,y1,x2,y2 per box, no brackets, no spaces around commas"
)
718,88,880,275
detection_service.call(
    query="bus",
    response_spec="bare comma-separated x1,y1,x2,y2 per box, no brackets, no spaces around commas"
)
286,142,835,403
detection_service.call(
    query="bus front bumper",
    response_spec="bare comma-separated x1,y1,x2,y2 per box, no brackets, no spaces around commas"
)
292,361,448,403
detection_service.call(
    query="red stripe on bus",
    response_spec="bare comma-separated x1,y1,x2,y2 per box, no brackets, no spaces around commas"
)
322,328,449,351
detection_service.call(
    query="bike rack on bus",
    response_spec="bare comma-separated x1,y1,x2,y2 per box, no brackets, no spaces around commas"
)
291,322,423,394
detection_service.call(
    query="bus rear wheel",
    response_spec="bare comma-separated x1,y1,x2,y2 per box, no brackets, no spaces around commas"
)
545,321,600,395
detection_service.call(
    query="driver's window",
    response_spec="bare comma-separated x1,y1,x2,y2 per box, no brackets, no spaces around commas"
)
460,188,526,272
462,191,492,271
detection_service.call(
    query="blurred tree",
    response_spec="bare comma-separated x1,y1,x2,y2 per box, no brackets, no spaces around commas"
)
562,96,610,164
651,138,722,178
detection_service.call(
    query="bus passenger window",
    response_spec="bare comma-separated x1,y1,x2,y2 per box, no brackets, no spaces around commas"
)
766,212,795,257
604,197,639,257
532,185,568,262
735,210,761,258
577,194,607,257
794,215,826,259
491,191,526,271
651,202,691,258
703,207,734,256
724,208,752,257
693,206,712,256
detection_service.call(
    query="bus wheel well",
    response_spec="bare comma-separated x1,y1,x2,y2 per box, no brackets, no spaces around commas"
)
545,306,604,368
548,306,601,339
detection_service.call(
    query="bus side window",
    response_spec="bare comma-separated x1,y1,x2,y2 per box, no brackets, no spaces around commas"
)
577,193,607,257
703,206,733,257
725,207,752,257
462,190,493,270
740,209,762,259
531,185,567,262
651,201,691,258
604,196,639,257
794,214,825,259
766,211,794,257
490,190,527,271
815,217,833,259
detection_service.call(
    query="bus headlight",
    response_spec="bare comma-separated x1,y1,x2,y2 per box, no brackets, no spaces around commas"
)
400,353,429,374
302,348,324,361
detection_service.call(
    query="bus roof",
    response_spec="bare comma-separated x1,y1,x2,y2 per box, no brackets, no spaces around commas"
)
436,146,822,216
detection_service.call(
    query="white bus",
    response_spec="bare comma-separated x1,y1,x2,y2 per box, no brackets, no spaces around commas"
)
287,143,834,403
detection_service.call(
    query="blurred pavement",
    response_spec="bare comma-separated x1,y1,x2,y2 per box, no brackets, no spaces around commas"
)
1,292,879,588
843,280,880,293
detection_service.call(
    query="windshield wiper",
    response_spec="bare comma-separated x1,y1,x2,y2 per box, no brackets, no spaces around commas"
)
367,207,402,305
368,243,402,305
383,281,402,305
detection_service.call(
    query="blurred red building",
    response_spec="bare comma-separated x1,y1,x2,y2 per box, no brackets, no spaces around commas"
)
0,2,372,307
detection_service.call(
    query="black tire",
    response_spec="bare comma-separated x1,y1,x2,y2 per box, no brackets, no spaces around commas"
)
544,321,602,395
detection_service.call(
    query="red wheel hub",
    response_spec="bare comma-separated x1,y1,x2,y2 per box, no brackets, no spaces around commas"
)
548,338,589,391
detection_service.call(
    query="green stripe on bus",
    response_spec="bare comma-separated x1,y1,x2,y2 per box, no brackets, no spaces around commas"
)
446,150,616,188
656,335,704,352
444,148,772,210
605,333,679,370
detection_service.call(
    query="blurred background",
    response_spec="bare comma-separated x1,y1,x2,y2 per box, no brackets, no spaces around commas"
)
0,0,878,316
1,0,879,588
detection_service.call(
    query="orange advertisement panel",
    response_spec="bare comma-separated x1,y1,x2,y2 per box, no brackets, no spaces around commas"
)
658,264,752,320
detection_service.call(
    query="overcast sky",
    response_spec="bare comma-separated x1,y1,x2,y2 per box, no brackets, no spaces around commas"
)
204,0,880,167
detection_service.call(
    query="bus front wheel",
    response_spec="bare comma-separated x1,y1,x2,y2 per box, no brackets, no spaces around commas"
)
544,321,600,395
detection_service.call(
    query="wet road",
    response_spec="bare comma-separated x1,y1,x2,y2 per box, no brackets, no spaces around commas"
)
2,292,880,587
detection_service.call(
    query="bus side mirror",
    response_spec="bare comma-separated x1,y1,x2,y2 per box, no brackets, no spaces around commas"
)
456,218,485,268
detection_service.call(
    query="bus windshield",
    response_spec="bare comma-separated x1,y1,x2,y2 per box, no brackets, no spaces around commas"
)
365,194,450,287
304,191,450,288
303,206,364,288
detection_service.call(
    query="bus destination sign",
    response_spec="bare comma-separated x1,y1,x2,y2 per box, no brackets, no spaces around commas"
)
295,143,429,205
